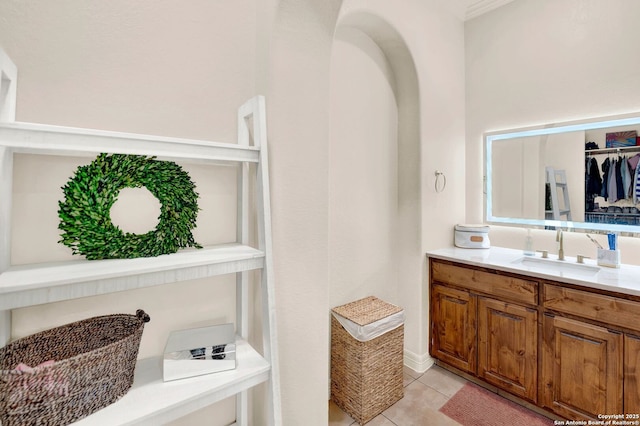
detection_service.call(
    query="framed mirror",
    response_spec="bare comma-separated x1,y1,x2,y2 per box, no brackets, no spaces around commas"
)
485,113,640,234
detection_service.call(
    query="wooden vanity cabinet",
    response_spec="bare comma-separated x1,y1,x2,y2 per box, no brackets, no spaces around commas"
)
478,297,537,402
625,334,640,414
429,259,539,402
543,283,640,418
429,256,640,420
541,314,623,419
430,284,477,374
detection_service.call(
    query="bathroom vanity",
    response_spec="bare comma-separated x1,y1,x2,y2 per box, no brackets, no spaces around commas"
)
428,246,640,420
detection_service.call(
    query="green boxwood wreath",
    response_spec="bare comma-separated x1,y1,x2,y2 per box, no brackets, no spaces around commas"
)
58,153,202,260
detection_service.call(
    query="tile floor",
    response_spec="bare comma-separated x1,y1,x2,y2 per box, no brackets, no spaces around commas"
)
329,365,471,425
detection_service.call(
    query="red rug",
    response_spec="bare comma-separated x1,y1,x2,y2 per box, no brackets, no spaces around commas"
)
439,383,554,426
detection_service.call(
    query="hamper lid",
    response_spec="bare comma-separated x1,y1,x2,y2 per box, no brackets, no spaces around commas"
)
454,224,490,233
331,296,403,326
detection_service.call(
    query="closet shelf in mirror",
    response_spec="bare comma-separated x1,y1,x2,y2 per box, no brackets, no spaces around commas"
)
586,211,640,221
585,146,640,155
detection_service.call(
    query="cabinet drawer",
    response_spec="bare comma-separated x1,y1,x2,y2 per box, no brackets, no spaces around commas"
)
431,260,537,305
544,284,640,332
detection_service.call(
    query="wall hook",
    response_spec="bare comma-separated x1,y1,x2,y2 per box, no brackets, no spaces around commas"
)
435,170,446,193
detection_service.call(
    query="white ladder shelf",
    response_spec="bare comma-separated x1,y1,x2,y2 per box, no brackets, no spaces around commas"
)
545,166,572,221
0,50,281,425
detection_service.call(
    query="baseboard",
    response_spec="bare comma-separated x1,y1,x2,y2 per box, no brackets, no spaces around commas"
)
403,349,434,373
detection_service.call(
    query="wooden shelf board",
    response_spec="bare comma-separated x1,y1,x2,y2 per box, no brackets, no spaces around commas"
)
0,243,264,310
0,121,260,163
72,339,270,425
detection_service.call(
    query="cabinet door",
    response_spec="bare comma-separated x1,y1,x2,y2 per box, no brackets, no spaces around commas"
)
430,284,477,374
625,334,640,414
478,297,537,402
542,315,622,419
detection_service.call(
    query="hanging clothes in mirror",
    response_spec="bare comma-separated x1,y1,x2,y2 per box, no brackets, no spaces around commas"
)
601,156,611,201
585,155,602,212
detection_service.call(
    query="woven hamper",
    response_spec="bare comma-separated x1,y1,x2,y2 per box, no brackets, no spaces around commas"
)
331,296,404,425
0,309,150,426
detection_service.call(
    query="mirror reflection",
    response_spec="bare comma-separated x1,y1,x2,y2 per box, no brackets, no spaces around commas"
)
486,114,640,234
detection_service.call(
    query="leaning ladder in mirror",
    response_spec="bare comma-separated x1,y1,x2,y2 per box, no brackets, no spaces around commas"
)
546,166,572,221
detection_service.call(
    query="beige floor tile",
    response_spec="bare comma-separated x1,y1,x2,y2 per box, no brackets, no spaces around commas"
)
403,371,416,387
329,400,398,426
382,380,450,424
423,410,463,426
329,400,355,426
364,415,397,425
417,365,466,398
385,402,461,425
403,365,422,380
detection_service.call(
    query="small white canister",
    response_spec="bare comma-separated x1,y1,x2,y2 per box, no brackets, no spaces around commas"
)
454,224,490,249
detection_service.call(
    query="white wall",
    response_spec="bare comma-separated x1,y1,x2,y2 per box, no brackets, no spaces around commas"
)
263,1,341,423
490,137,541,219
265,0,464,420
329,27,400,307
327,0,465,371
466,0,640,261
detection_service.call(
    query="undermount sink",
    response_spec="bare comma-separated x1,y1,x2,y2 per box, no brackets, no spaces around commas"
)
511,255,601,277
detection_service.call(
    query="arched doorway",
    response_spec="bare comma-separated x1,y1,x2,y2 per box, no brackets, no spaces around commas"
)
328,11,423,368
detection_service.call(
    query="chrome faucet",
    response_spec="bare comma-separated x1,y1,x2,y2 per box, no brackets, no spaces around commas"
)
556,229,565,261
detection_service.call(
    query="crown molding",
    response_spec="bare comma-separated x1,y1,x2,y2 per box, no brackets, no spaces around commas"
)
466,0,514,21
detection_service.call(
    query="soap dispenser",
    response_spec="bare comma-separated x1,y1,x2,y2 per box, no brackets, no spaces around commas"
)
523,229,535,256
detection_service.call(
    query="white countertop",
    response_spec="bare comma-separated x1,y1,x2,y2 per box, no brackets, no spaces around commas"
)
427,246,640,298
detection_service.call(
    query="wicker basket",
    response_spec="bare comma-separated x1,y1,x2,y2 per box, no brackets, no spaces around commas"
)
0,309,151,426
331,296,404,425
